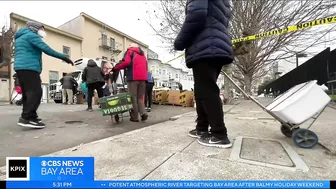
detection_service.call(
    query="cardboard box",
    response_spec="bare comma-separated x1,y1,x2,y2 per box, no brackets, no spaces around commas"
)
94,91,99,105
179,91,194,107
167,90,181,105
155,90,168,104
76,93,85,104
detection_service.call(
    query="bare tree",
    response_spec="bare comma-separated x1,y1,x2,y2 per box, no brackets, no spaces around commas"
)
144,0,336,97
0,24,17,69
230,0,336,94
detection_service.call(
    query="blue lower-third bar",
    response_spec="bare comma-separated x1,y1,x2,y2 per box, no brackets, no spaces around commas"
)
6,180,331,188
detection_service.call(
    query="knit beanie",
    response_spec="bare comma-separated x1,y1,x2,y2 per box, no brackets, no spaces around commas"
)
26,21,44,33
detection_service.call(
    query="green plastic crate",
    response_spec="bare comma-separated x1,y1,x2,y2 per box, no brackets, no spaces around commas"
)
99,93,133,116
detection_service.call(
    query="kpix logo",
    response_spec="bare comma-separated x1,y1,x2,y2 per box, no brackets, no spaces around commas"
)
6,157,30,181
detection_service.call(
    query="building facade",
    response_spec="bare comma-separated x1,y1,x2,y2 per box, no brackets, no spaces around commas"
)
58,12,148,62
5,12,149,102
148,58,192,89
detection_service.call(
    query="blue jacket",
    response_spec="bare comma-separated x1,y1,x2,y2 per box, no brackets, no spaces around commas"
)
174,0,233,68
14,28,67,73
147,72,154,83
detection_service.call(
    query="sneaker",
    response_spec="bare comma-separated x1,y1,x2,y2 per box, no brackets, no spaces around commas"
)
147,107,151,112
86,108,93,112
17,118,46,129
141,114,148,121
188,129,209,138
198,136,232,148
36,118,42,123
145,107,148,110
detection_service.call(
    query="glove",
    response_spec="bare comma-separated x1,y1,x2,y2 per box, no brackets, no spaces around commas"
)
64,57,74,65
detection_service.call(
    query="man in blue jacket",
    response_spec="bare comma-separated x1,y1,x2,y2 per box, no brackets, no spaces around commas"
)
14,21,73,129
174,0,233,148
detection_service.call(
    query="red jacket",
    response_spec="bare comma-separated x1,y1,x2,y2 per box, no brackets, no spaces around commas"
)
113,47,148,81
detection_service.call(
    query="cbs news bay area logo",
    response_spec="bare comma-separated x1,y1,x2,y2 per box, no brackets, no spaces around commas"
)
41,159,84,176
6,157,85,180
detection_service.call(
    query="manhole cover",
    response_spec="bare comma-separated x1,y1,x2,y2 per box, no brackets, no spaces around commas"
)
240,138,293,167
230,136,309,172
65,121,83,124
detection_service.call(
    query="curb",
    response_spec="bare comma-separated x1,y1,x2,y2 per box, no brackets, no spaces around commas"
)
169,111,195,121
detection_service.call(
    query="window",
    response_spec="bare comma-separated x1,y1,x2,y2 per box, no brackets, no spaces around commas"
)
168,72,172,78
110,38,115,49
101,34,108,45
156,69,159,74
62,46,70,59
162,69,166,75
159,69,162,74
49,71,59,85
175,73,179,79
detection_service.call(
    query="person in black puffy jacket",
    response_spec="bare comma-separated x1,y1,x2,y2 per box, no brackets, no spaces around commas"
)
82,59,105,111
174,0,233,149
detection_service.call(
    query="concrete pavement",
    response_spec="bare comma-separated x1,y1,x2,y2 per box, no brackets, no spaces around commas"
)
1,98,335,180
0,103,193,167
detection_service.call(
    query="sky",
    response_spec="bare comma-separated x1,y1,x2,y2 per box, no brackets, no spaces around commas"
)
1,1,336,75
0,1,187,70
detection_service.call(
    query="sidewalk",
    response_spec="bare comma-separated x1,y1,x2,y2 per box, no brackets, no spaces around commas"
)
1,100,335,180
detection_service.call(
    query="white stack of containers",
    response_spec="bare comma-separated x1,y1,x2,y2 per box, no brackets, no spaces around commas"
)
266,80,331,124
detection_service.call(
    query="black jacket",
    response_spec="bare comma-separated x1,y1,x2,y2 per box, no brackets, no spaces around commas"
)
82,59,105,85
60,76,78,90
174,0,233,68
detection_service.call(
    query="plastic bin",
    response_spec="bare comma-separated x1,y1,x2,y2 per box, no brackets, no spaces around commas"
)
266,80,331,124
99,93,133,116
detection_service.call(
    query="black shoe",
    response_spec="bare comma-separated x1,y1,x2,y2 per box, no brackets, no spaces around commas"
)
188,129,208,138
86,108,93,112
141,114,148,121
17,118,46,129
36,118,42,123
130,118,140,122
198,136,232,148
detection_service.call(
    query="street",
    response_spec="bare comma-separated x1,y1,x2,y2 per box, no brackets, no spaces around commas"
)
0,103,193,166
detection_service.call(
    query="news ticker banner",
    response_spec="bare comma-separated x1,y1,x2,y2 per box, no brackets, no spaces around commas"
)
2,180,334,189
3,157,335,189
164,15,336,64
5,157,94,181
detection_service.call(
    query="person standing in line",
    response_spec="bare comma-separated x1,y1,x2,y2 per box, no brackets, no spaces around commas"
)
112,43,148,122
145,70,154,112
14,21,73,128
174,0,233,148
60,73,78,105
82,59,105,112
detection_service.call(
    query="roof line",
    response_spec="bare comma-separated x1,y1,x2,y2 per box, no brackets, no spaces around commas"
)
79,12,149,48
10,13,83,41
58,15,81,29
148,58,188,73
